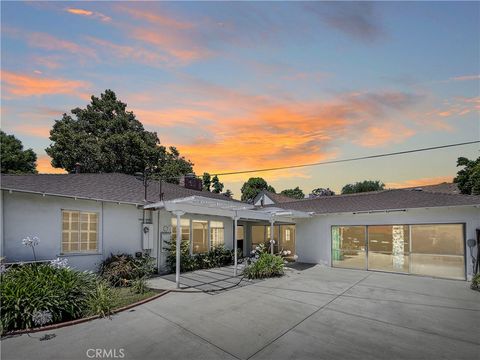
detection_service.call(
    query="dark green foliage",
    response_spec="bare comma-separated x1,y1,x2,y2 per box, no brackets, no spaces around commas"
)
45,90,193,182
100,253,155,287
164,239,235,273
202,172,211,191
86,280,117,317
341,180,385,194
309,187,335,197
454,156,480,195
243,253,285,279
0,131,37,174
280,186,305,199
241,177,276,203
471,274,480,292
211,175,224,193
0,263,100,332
223,189,233,198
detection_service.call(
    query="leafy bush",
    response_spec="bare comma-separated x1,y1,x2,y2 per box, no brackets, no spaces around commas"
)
86,280,117,317
131,277,148,295
243,253,284,279
100,253,155,287
471,274,480,291
164,239,236,273
0,263,99,332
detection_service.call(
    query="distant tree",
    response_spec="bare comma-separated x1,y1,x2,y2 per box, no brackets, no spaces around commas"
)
309,187,335,197
211,175,224,193
240,177,276,203
0,131,37,174
454,156,480,195
45,89,193,183
223,189,233,198
202,172,211,191
341,180,385,194
280,186,305,199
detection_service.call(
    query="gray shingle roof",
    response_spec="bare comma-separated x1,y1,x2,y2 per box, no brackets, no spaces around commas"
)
270,188,480,214
401,182,460,195
0,173,241,205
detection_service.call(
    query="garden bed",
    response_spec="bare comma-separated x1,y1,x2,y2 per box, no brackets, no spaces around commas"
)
3,288,169,336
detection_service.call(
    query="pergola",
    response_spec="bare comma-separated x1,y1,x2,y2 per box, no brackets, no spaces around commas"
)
144,196,312,288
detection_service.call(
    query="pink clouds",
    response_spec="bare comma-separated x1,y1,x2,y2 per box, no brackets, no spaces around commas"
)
1,71,89,98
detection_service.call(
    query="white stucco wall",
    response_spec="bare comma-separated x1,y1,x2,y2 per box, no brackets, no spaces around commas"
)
295,206,480,280
1,191,236,272
1,191,145,271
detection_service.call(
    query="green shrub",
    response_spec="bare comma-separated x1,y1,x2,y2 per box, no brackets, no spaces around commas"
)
471,274,480,291
164,239,236,273
100,253,155,287
131,277,148,294
243,253,285,279
86,280,117,317
0,263,97,332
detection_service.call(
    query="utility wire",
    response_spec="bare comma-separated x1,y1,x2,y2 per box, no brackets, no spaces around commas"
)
211,140,480,177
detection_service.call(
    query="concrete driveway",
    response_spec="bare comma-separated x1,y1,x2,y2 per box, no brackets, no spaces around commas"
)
2,265,479,360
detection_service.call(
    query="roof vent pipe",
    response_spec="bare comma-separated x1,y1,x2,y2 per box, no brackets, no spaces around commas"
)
74,163,81,174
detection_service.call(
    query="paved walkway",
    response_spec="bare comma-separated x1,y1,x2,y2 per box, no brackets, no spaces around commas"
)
2,266,479,360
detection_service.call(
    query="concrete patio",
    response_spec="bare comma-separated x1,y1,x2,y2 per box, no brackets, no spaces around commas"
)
2,266,479,360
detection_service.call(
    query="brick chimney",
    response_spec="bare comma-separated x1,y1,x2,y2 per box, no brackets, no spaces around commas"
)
180,173,202,191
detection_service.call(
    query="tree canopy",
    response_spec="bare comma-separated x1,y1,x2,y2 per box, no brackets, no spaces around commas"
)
240,177,275,203
309,187,335,197
280,186,305,199
454,156,480,195
202,173,211,191
341,180,385,194
211,175,224,193
1,131,37,174
45,90,193,183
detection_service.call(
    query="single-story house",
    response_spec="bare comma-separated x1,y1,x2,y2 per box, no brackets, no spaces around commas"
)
1,173,479,281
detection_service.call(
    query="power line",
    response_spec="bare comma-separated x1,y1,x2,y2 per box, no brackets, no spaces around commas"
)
211,140,480,177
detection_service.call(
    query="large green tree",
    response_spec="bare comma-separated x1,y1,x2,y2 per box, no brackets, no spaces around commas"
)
0,131,37,174
240,177,275,203
454,156,480,195
45,90,193,183
341,180,385,194
280,186,305,199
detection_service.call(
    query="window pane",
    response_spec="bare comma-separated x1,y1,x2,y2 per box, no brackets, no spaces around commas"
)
332,226,366,269
368,225,409,273
237,225,244,240
411,224,465,279
280,225,296,255
192,220,208,254
210,221,224,249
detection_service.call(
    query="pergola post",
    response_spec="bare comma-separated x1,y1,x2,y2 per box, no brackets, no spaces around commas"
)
172,210,185,289
233,215,239,277
270,217,275,255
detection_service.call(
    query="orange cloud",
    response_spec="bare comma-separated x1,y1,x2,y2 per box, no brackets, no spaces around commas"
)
133,108,214,127
24,31,97,60
116,5,192,30
13,124,50,138
386,176,453,189
1,71,89,98
449,74,480,82
36,155,66,174
66,8,111,22
354,124,415,147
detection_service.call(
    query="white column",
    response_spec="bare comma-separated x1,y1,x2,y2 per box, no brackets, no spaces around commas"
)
172,210,185,289
233,216,239,276
270,218,275,255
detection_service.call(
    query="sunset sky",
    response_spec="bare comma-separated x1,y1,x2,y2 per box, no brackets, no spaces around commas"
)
1,1,479,198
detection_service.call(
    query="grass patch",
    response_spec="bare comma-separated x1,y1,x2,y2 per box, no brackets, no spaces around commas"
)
112,288,158,309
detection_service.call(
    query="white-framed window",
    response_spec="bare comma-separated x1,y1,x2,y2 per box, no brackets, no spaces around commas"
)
171,218,190,243
62,210,98,253
210,221,224,249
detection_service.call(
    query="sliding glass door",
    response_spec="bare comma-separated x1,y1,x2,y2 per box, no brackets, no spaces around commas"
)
410,224,465,280
368,225,409,273
332,226,366,269
331,224,465,280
